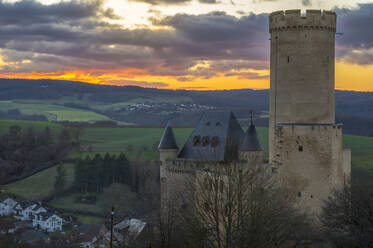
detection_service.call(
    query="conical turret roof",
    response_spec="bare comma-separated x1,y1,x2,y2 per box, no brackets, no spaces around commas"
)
158,122,178,150
240,112,263,151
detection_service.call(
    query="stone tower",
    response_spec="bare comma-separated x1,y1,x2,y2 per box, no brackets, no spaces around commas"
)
239,111,264,164
158,122,178,163
269,10,351,214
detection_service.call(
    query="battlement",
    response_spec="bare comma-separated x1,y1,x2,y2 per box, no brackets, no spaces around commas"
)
269,9,336,33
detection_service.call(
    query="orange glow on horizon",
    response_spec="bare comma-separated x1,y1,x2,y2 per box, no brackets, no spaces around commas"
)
0,61,372,92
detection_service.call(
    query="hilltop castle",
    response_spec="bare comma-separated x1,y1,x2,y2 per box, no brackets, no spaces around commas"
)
159,9,351,217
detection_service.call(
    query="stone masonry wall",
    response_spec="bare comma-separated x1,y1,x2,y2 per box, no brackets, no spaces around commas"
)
272,124,346,215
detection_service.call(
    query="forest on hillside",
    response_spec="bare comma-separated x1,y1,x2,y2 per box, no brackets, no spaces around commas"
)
0,125,73,184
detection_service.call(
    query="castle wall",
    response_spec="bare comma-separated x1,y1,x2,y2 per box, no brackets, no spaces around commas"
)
159,149,178,179
343,149,351,183
239,151,264,164
272,124,345,214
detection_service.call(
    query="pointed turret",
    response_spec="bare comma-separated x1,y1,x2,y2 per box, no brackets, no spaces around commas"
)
239,111,264,163
158,122,178,162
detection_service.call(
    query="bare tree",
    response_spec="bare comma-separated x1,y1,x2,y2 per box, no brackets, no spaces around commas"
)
160,163,311,248
320,168,373,247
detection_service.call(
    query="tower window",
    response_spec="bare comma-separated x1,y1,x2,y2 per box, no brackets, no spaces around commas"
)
287,56,290,63
211,136,219,148
299,146,303,152
193,136,200,146
202,136,209,147
298,192,302,198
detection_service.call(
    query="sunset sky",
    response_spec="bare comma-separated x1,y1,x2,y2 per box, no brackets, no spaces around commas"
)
0,0,373,91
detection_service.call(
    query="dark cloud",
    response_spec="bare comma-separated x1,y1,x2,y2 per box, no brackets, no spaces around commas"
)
1,0,373,82
199,0,219,4
224,71,269,80
130,0,219,5
302,0,312,6
0,0,119,25
129,0,191,5
0,1,270,79
335,4,373,64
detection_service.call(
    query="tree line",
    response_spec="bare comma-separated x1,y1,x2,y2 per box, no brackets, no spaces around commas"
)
73,153,132,193
0,125,73,184
0,109,48,122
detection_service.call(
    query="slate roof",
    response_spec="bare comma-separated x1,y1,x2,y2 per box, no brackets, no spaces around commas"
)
178,111,244,161
158,123,178,150
240,122,263,151
15,200,33,209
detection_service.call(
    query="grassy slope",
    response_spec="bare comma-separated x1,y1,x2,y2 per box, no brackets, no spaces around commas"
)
343,134,373,168
73,126,194,160
0,100,109,122
3,163,75,200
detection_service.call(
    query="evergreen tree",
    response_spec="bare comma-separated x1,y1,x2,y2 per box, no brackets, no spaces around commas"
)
54,164,66,196
103,153,112,187
82,156,91,193
118,152,131,186
91,154,103,192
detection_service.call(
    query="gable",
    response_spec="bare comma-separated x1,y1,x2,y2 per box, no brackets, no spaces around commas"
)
3,198,17,206
178,111,244,161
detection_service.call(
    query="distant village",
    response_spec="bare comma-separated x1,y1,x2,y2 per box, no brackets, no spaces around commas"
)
112,102,215,114
0,197,147,247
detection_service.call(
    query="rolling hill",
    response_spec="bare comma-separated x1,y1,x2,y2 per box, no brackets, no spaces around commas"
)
0,78,373,136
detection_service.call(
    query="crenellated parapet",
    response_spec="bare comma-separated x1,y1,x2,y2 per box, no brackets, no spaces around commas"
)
269,9,336,33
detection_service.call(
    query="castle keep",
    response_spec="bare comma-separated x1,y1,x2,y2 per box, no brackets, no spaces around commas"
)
269,10,350,214
159,9,351,219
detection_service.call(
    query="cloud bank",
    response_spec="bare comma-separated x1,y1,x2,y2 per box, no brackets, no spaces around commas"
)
0,0,372,85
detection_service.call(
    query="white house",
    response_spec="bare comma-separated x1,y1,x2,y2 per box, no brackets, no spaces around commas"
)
34,213,64,232
13,201,34,220
14,201,47,221
0,198,17,216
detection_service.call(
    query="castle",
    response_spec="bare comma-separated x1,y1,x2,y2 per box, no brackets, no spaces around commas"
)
158,9,351,218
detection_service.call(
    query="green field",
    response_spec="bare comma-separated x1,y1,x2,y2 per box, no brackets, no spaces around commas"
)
50,193,104,214
343,134,373,168
0,100,110,122
46,110,109,122
74,126,194,160
71,214,102,224
0,119,371,167
3,163,75,200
